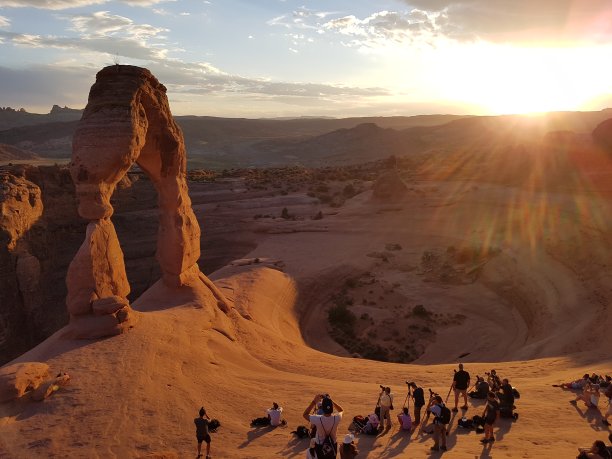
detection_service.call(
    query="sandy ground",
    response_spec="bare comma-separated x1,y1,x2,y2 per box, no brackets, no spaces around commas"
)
1,179,611,458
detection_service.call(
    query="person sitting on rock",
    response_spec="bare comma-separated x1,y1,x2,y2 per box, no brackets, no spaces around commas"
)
557,374,591,390
469,376,490,399
267,402,285,427
497,378,515,408
397,407,412,431
339,433,359,459
577,439,611,459
362,413,379,435
487,370,501,392
572,383,600,408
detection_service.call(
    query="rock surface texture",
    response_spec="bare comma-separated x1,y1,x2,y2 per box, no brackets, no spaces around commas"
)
67,65,227,338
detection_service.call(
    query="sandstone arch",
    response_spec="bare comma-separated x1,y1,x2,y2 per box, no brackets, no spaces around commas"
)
66,65,227,338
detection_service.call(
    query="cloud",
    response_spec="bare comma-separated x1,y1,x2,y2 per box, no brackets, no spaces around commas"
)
69,11,168,39
0,15,11,28
401,0,612,43
2,30,171,60
267,6,335,30
0,0,169,9
324,10,442,47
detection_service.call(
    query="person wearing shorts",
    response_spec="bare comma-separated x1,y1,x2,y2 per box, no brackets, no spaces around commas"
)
194,407,212,458
452,363,470,412
481,392,499,444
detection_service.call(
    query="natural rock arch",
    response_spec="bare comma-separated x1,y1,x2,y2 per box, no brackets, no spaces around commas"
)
66,65,227,338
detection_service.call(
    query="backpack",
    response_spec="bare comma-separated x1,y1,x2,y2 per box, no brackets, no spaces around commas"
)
292,425,310,438
437,405,451,425
209,419,221,432
512,387,521,399
315,417,338,459
250,417,270,427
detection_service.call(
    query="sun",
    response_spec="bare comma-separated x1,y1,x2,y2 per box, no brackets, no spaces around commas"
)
429,42,612,115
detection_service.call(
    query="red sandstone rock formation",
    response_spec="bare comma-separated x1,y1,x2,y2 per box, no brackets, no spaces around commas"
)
66,65,228,338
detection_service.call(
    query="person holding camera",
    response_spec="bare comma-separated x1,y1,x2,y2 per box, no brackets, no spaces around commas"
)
480,392,500,444
408,382,425,428
303,394,344,457
427,395,448,452
452,363,470,412
194,406,212,459
377,386,394,432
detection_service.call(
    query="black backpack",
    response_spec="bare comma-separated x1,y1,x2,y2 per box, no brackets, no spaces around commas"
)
209,419,221,432
292,425,310,438
315,417,338,459
438,405,451,425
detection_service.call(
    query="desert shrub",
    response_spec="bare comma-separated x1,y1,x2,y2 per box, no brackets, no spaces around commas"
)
343,184,356,197
412,304,429,317
281,207,292,219
328,304,356,336
344,278,358,289
312,211,323,220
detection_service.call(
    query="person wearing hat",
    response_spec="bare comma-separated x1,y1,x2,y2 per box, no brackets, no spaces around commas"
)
194,406,212,459
303,394,344,456
339,433,359,459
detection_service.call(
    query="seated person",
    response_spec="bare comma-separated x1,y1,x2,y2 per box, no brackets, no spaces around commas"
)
397,407,412,431
572,383,600,408
363,413,379,435
487,370,501,392
470,376,490,399
267,402,284,427
497,378,515,408
577,439,611,459
558,374,591,390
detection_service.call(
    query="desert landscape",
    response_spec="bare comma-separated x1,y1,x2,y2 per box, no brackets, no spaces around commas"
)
0,61,610,459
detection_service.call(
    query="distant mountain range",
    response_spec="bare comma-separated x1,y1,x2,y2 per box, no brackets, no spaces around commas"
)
0,143,40,161
1,106,611,169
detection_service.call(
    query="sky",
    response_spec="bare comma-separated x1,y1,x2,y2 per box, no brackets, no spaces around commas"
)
0,0,612,118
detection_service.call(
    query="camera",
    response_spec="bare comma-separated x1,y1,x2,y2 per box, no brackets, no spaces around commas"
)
485,372,490,376
380,385,385,389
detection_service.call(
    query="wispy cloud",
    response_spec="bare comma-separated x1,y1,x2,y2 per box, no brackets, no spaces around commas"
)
0,15,11,28
323,9,444,48
401,0,612,43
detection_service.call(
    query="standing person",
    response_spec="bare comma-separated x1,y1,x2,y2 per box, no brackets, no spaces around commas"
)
303,394,344,458
481,392,500,444
339,433,359,459
267,402,284,427
452,363,470,412
409,382,425,428
397,407,412,431
378,386,394,432
194,407,212,459
427,395,448,452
